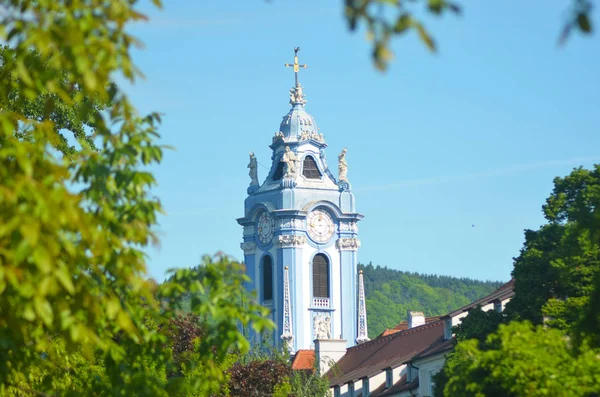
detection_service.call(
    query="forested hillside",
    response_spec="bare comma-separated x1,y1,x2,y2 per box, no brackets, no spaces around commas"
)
359,263,503,339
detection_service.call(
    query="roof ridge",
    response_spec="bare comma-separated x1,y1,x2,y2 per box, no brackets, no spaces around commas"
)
346,320,443,352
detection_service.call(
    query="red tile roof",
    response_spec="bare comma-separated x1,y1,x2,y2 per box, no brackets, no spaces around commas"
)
326,320,444,387
291,349,315,371
328,279,515,389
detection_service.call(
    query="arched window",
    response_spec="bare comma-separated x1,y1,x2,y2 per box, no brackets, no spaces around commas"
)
312,254,330,298
302,156,322,179
263,256,273,301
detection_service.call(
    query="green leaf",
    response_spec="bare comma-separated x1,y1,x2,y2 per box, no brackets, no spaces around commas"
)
394,15,412,33
577,13,592,33
33,246,52,273
56,265,75,294
415,23,437,52
20,223,40,246
34,297,54,326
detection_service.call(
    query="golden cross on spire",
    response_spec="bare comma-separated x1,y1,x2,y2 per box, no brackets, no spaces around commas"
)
285,47,307,87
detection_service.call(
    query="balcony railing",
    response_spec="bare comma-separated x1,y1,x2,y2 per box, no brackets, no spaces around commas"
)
312,297,330,308
263,299,274,309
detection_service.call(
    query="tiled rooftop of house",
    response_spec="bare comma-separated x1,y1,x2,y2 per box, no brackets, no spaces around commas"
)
379,316,442,337
326,320,444,387
291,349,315,371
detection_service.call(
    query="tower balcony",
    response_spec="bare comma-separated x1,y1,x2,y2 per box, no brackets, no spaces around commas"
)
311,297,331,309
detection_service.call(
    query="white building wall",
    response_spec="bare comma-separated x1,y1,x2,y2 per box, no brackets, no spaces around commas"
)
339,384,347,397
416,354,446,397
451,301,498,326
368,371,387,395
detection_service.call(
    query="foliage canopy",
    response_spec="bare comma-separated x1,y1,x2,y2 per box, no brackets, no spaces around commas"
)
0,0,271,395
434,165,600,397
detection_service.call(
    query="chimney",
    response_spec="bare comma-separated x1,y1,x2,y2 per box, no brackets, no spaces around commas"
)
407,311,425,329
315,339,347,375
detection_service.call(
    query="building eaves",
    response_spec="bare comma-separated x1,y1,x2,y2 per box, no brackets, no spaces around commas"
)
371,374,419,397
442,279,515,319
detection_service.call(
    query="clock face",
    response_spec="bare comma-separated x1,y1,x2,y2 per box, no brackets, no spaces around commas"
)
257,212,275,244
307,209,335,243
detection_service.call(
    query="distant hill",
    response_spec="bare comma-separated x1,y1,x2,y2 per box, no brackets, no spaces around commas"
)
359,263,504,339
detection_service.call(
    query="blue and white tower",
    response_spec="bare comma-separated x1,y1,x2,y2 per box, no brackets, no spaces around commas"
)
237,48,363,352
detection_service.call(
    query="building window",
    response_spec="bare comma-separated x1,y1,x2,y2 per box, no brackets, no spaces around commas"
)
272,162,285,180
333,386,341,397
348,381,355,397
386,368,393,388
362,377,370,397
429,369,439,396
262,256,273,301
302,156,322,179
312,254,330,298
494,300,502,313
444,318,452,340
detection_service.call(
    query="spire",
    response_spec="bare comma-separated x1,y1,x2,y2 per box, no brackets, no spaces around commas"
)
356,270,370,344
285,47,308,106
281,266,294,352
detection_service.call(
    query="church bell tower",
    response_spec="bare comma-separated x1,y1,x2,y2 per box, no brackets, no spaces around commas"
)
237,48,364,352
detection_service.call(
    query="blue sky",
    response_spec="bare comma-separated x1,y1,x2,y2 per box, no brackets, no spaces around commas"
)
124,1,600,282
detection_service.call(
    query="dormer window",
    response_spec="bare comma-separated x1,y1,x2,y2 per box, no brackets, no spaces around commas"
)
443,318,452,340
494,300,502,312
302,156,322,179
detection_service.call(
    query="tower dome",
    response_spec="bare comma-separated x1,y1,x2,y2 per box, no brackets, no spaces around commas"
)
278,83,320,141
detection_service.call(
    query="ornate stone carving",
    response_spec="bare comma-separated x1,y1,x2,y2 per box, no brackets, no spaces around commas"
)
289,85,306,105
336,238,361,251
339,222,358,232
272,131,284,143
356,270,370,344
281,266,294,352
278,235,306,247
299,130,309,141
240,241,256,254
279,219,304,230
298,130,324,143
281,146,298,178
243,225,255,236
313,313,331,340
248,152,259,186
338,148,348,182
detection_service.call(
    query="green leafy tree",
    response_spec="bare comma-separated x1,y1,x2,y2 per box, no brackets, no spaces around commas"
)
435,165,600,396
0,0,272,395
453,306,505,344
441,322,600,397
507,165,600,333
0,45,108,157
